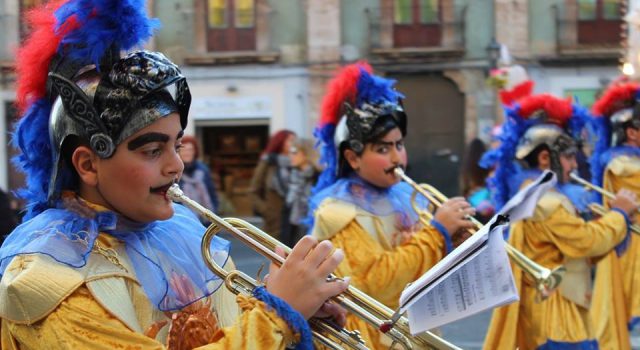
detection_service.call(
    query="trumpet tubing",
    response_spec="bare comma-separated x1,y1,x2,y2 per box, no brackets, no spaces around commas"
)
394,168,565,300
570,172,640,216
168,185,461,350
588,203,640,235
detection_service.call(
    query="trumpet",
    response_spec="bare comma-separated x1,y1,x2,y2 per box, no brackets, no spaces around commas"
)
569,172,640,234
394,168,565,300
167,184,461,350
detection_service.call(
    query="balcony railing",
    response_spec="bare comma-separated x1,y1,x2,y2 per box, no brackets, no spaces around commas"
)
553,4,622,58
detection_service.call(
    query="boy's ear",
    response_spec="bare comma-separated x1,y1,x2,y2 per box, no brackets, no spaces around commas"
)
71,146,99,187
343,149,361,172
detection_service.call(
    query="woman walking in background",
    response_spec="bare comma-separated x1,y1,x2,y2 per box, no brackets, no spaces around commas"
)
179,136,219,218
284,138,321,246
249,129,296,239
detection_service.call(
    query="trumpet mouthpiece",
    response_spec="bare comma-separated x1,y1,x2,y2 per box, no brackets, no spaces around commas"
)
393,167,405,177
166,184,184,201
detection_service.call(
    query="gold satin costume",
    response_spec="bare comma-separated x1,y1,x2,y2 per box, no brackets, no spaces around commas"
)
311,198,447,349
0,233,299,349
483,190,628,350
591,155,640,350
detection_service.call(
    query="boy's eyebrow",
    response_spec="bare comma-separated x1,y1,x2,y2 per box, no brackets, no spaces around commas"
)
373,138,403,147
127,132,170,150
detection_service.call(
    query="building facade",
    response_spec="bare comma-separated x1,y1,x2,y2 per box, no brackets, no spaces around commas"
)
0,0,627,214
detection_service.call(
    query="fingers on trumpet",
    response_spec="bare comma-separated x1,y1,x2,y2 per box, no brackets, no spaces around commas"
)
266,236,350,319
611,189,639,217
434,197,476,233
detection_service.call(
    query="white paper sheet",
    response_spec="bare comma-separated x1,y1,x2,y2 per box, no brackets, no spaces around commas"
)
397,171,557,334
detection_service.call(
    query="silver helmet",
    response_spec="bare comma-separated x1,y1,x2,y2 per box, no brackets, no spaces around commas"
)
47,50,191,201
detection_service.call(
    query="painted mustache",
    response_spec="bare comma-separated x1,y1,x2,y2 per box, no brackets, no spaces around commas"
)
150,180,177,193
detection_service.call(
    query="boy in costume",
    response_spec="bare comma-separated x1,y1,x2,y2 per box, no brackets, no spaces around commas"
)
481,93,637,350
307,62,475,349
0,1,348,349
589,83,640,350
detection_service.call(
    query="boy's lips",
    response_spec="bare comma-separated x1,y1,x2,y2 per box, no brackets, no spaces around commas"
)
150,181,175,197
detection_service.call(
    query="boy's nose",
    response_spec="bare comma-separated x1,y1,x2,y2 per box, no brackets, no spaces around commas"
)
165,150,184,177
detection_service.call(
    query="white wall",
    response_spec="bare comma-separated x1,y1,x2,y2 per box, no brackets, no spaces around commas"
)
182,65,311,137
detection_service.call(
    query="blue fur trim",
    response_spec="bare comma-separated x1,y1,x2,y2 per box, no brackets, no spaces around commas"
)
629,316,640,331
11,99,53,220
252,286,313,350
537,339,598,350
430,219,453,254
611,208,632,256
55,0,160,67
355,67,404,107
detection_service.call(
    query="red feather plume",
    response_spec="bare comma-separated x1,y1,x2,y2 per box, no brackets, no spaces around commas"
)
319,62,372,126
591,82,640,117
15,0,77,114
499,80,534,106
518,94,573,127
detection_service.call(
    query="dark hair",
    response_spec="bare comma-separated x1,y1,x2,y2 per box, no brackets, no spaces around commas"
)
264,129,295,155
460,139,489,196
181,135,200,159
522,144,550,169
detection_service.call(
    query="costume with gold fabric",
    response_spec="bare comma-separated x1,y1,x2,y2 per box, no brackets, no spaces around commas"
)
311,191,448,350
590,153,640,350
484,188,628,350
0,197,305,350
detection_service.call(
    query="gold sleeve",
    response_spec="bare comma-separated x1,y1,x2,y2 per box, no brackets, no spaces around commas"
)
3,286,297,350
329,220,445,308
541,205,627,259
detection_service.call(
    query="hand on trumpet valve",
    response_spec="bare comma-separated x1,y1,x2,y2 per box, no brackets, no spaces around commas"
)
434,197,476,234
611,189,639,219
266,236,350,319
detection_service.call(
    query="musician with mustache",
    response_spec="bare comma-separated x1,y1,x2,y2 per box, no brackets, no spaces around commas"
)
307,62,475,349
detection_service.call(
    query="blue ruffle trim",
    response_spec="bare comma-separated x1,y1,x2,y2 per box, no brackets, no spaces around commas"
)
253,286,313,350
537,339,598,350
629,316,640,331
611,208,632,257
430,219,453,254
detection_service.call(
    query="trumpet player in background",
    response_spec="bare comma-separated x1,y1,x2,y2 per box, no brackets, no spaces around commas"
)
588,83,640,350
306,62,475,349
0,1,349,349
481,93,638,350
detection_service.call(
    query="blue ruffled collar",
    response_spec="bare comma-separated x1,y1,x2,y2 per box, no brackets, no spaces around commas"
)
305,175,429,232
0,194,230,311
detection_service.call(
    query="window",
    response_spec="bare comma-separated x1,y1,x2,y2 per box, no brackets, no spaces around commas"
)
577,0,622,45
564,88,599,108
206,0,256,51
393,0,442,47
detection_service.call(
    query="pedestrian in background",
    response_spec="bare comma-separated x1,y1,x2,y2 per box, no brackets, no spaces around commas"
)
0,188,17,245
179,136,219,219
284,138,320,246
249,129,296,239
460,138,494,223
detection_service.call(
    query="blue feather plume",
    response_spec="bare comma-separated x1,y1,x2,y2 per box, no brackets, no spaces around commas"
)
13,0,160,221
55,0,159,67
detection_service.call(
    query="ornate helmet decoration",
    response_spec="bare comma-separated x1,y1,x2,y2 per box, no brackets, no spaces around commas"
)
480,93,589,208
589,82,640,190
14,0,190,220
313,62,406,193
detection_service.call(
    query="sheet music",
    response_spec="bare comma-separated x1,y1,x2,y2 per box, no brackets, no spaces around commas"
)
398,171,557,334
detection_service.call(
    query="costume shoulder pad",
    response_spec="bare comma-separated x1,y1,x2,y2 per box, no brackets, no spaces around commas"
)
0,254,86,324
532,191,575,221
311,198,357,241
607,155,640,177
